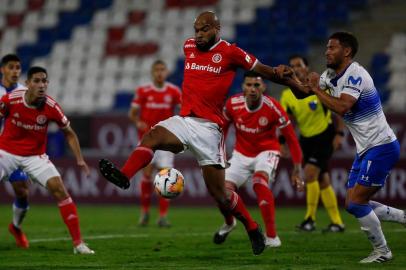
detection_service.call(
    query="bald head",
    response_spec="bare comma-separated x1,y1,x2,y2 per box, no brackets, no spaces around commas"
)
195,11,220,28
194,11,220,51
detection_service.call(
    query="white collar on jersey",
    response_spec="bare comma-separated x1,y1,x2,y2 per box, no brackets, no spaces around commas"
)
22,90,39,109
149,82,167,92
244,96,263,113
209,39,224,51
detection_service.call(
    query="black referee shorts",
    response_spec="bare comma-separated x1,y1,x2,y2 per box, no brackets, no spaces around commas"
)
299,124,335,173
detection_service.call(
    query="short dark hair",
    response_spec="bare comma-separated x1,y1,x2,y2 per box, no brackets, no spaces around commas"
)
27,66,47,79
152,59,166,67
288,54,309,66
329,31,358,58
1,54,21,67
243,70,263,79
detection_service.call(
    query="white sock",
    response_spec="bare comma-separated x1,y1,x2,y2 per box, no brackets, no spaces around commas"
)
370,200,406,224
12,203,28,228
358,210,387,250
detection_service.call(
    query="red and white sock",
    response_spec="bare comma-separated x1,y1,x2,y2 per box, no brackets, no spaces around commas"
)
252,172,276,238
58,197,82,246
121,146,154,179
220,191,257,231
140,175,152,214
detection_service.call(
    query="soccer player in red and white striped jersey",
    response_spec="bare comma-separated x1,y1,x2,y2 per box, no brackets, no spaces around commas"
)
213,71,303,248
129,60,181,227
0,66,94,254
99,11,306,255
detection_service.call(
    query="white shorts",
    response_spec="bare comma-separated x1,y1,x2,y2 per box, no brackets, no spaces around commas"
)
0,149,60,187
225,150,280,188
156,116,226,167
151,150,175,169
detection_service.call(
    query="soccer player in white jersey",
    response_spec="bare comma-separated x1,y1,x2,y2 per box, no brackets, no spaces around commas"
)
0,54,31,248
295,32,402,263
0,66,94,254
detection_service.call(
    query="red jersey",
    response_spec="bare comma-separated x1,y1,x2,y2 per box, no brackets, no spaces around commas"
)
181,38,257,126
131,82,181,137
224,94,302,163
0,90,69,156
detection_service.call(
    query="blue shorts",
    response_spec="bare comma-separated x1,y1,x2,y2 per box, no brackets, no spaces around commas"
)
9,169,29,182
347,140,400,189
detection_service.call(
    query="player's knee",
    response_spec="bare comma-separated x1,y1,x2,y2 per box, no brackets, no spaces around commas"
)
12,182,29,199
346,202,372,218
225,181,237,192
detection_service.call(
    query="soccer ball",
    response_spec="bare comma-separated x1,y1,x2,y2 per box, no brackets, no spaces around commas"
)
153,168,185,199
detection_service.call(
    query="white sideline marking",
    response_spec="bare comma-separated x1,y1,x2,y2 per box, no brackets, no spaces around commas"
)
29,229,406,244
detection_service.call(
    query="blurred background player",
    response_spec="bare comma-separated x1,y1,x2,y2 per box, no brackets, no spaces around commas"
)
280,55,345,232
304,32,404,263
213,71,303,248
128,60,181,227
99,11,305,255
0,54,30,248
0,66,94,254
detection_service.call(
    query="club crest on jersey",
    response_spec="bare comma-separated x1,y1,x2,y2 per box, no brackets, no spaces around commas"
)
259,116,268,126
212,53,222,63
308,100,318,111
36,115,47,125
164,94,172,103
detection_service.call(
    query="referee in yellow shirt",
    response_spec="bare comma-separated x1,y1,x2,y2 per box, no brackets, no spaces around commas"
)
280,55,345,232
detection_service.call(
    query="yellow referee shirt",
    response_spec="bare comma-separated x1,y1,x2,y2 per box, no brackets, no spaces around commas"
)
280,88,332,138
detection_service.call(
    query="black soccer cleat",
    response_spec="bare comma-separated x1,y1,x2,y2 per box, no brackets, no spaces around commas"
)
99,159,130,189
322,223,345,233
296,217,316,232
247,224,265,255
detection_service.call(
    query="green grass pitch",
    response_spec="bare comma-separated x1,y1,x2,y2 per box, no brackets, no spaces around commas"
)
0,205,405,269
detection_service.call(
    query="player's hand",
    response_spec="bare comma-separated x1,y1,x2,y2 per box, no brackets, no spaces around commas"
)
136,121,148,132
275,65,293,79
77,160,90,177
291,164,304,192
307,72,320,91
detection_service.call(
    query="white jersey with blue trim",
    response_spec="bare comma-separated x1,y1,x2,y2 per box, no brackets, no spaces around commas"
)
0,82,27,97
319,61,396,155
0,82,27,132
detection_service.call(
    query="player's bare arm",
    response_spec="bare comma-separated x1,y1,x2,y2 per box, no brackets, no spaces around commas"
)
61,125,90,176
308,72,357,116
332,112,345,150
253,62,310,99
128,106,147,131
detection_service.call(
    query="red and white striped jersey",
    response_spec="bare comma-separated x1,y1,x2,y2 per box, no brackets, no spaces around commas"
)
224,94,291,157
0,90,69,156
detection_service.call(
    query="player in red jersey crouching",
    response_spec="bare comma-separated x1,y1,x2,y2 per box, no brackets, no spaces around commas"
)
213,71,304,248
99,11,306,255
0,67,94,254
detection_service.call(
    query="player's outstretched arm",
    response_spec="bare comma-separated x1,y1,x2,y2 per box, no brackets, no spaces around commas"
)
253,62,310,99
61,126,90,177
308,72,357,116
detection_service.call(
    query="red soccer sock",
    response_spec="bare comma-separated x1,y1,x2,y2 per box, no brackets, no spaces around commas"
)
121,146,154,179
253,173,276,238
223,191,258,231
140,175,152,213
58,197,82,246
159,197,170,217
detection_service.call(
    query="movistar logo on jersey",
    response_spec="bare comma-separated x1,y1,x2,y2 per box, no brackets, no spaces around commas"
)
348,76,362,86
